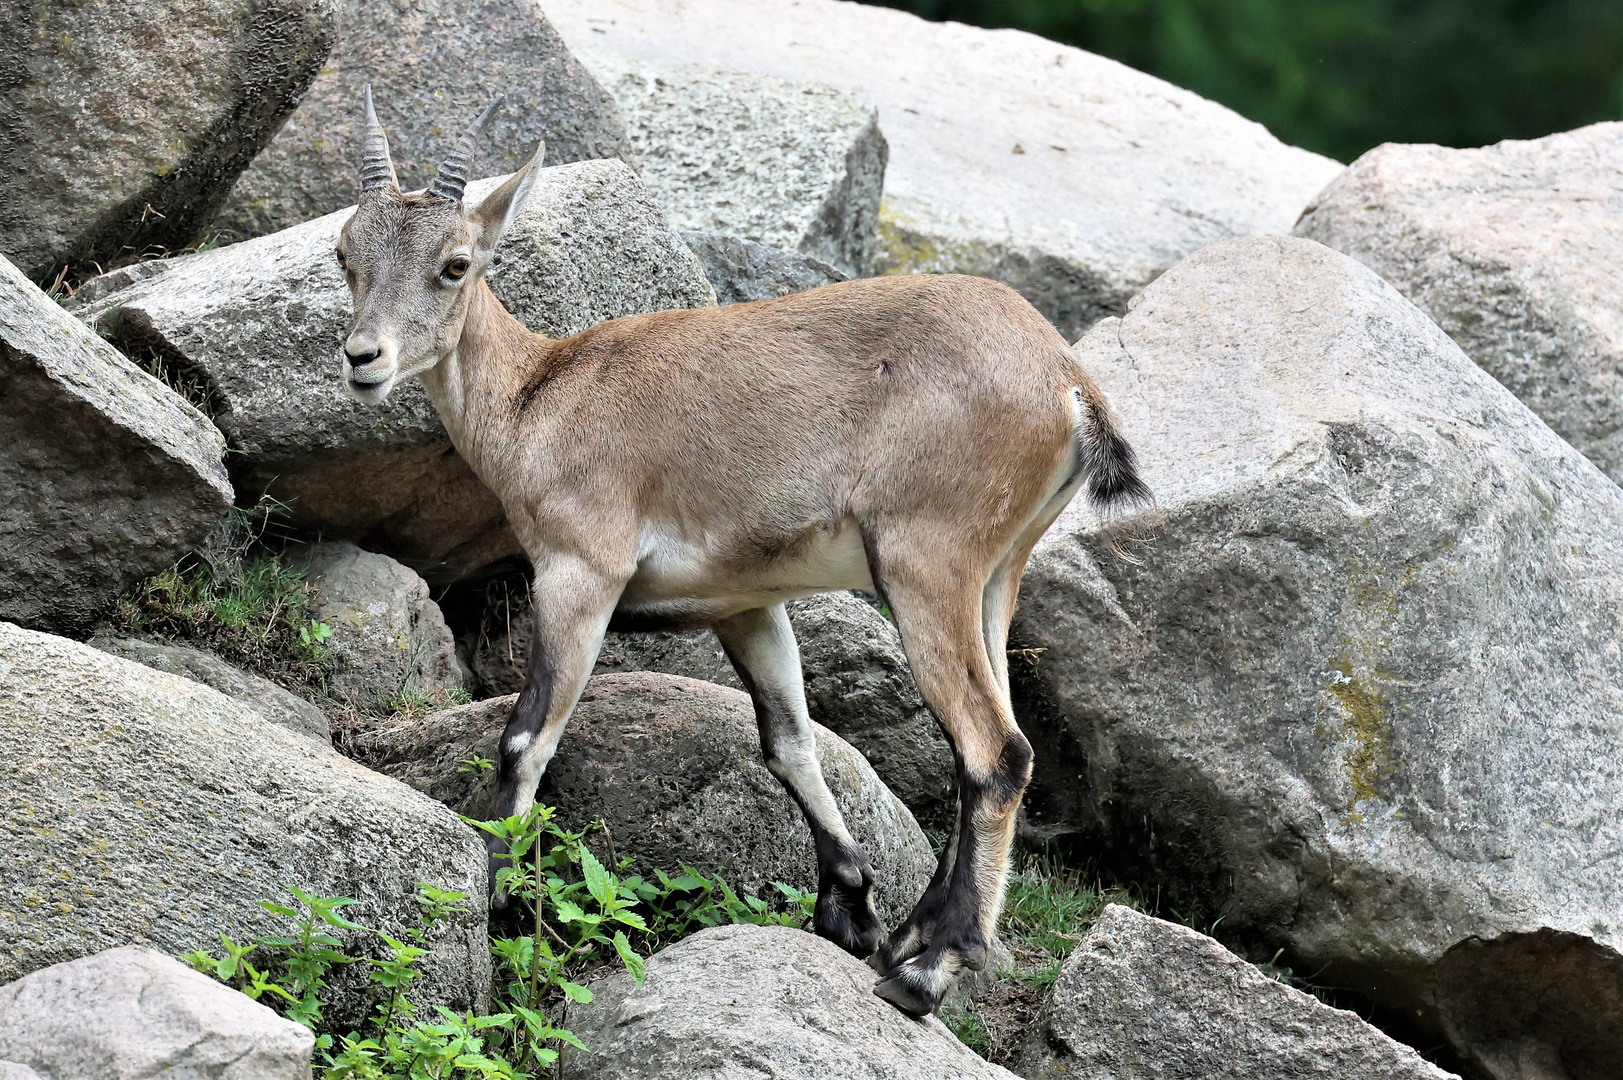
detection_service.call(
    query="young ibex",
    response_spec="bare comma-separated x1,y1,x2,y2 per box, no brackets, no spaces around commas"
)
337,90,1147,1016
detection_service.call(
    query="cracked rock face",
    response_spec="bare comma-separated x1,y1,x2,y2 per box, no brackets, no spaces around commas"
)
1012,235,1623,1080
578,47,886,278
76,162,712,586
0,0,337,277
545,0,1341,340
0,255,231,636
214,0,632,239
1296,122,1623,487
296,542,467,711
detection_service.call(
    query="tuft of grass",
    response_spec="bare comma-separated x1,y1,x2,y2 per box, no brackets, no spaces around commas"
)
941,851,1145,1065
110,550,331,698
943,1007,992,1055
1000,852,1138,989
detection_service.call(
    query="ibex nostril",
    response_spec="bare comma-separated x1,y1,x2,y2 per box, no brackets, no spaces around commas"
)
345,347,380,366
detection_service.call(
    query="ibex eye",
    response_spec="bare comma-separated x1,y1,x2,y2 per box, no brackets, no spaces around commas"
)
335,249,347,268
443,257,470,281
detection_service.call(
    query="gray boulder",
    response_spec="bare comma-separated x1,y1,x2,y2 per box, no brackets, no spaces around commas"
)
0,0,337,278
90,636,330,742
0,621,489,1031
353,671,933,928
545,0,1342,340
1295,122,1623,485
0,946,312,1080
469,590,952,817
1012,235,1623,1080
682,232,846,305
216,0,631,239
0,255,231,636
789,594,953,818
1018,905,1455,1080
0,1064,40,1080
563,923,1016,1079
297,542,465,711
580,48,885,277
77,161,713,585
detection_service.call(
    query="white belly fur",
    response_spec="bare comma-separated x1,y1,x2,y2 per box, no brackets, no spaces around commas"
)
619,518,876,619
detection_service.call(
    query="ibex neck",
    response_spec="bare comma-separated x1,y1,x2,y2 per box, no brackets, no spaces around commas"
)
418,279,544,480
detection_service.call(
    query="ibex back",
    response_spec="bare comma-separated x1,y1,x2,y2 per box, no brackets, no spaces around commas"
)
337,90,1148,1017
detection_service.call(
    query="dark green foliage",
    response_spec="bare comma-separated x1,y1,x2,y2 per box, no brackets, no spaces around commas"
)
866,0,1623,161
188,805,816,1079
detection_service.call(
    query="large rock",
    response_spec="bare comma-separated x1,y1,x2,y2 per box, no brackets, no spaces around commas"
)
468,590,953,818
580,48,885,277
563,923,1016,1079
0,946,313,1080
1011,235,1623,1080
0,0,337,277
90,636,330,742
1018,905,1455,1080
544,0,1342,340
789,594,953,819
0,255,231,636
216,0,631,239
77,161,714,585
297,541,465,711
353,671,934,928
1295,122,1623,485
0,622,489,1031
682,232,846,306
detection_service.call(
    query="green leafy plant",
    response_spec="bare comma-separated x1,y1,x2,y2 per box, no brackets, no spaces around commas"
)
297,619,335,663
188,804,815,1078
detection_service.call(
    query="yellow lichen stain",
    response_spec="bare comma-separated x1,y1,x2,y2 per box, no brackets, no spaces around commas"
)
1325,555,1418,824
1328,655,1393,822
872,198,997,278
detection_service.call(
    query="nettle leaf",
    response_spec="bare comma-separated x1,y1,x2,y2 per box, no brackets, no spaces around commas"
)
613,930,646,986
580,848,615,907
613,909,649,931
554,898,586,924
559,979,593,1003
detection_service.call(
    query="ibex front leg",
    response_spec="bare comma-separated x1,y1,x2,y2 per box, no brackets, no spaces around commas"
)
487,554,625,901
713,604,884,958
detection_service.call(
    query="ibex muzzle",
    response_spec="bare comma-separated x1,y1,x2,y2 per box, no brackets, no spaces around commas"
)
337,89,1149,1018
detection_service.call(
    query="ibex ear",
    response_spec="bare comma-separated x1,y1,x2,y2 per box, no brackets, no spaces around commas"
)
470,142,544,260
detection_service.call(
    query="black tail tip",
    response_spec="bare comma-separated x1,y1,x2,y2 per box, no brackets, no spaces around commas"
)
1086,428,1153,511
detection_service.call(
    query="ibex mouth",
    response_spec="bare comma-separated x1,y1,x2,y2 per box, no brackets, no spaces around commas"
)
348,363,393,385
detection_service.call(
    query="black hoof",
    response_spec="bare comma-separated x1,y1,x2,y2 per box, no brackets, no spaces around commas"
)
815,879,883,959
873,969,941,1018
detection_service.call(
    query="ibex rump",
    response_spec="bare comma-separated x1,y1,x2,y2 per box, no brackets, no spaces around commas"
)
337,92,1147,1016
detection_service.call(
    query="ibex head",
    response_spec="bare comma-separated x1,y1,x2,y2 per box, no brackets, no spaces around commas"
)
337,87,543,403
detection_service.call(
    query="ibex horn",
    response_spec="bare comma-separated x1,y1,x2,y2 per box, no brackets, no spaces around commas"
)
428,94,505,204
359,85,399,194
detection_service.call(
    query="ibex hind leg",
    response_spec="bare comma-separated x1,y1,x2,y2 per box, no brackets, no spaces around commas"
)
865,541,1033,1017
713,604,883,958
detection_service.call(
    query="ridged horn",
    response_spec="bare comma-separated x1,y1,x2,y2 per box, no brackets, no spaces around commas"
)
360,84,399,194
428,94,505,204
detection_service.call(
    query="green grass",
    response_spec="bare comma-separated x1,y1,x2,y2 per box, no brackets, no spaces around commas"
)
110,549,332,697
1000,853,1138,988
